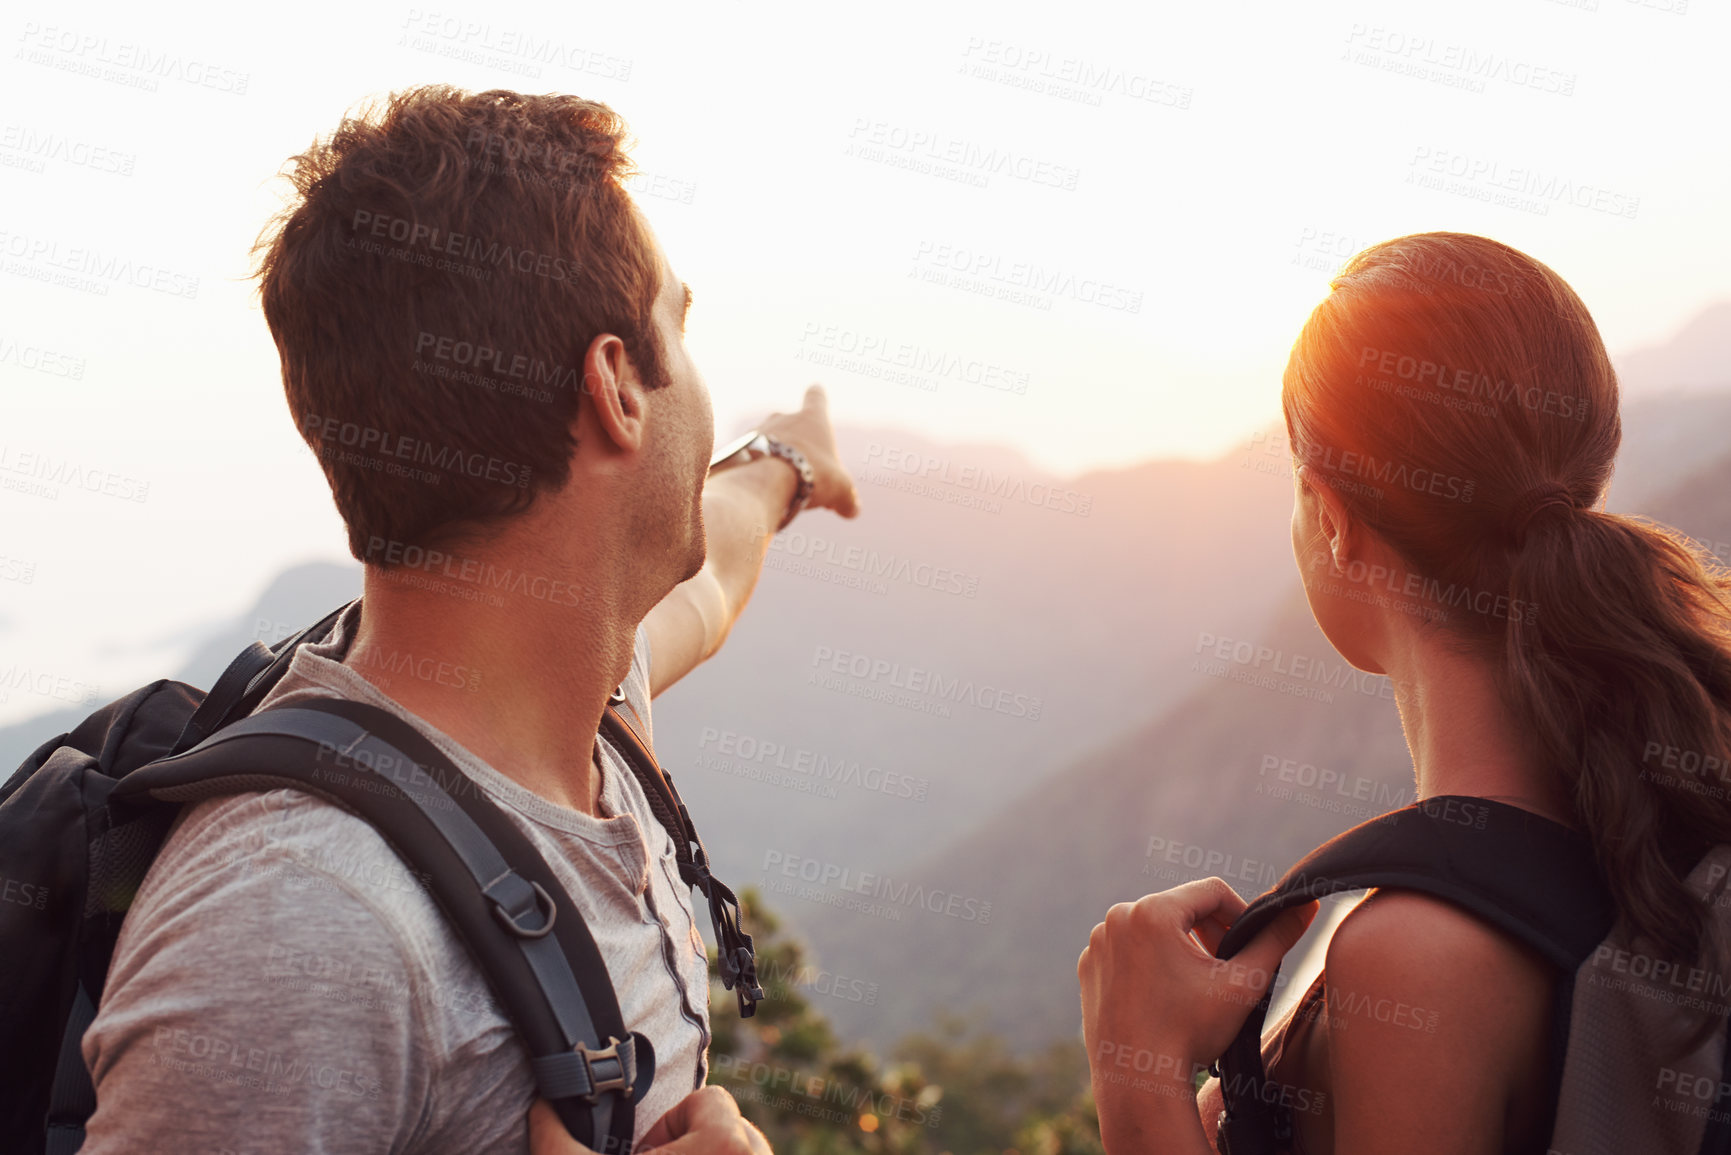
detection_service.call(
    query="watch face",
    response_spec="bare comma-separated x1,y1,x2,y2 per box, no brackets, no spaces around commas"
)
709,429,761,470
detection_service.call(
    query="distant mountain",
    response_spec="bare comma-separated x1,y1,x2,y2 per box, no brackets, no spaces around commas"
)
0,562,361,772
173,562,364,690
655,424,1298,879
1606,393,1731,513
1640,452,1731,567
1556,300,1731,511
810,585,1411,1050
6,386,1726,1055
810,438,1731,1052
0,429,1301,885
1613,301,1731,399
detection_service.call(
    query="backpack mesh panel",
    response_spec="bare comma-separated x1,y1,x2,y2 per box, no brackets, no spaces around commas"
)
1551,845,1731,1154
84,809,175,919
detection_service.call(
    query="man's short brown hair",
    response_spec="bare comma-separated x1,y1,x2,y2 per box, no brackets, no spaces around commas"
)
254,86,668,564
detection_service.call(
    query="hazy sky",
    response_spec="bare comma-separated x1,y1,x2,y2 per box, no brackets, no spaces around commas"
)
2,0,1727,721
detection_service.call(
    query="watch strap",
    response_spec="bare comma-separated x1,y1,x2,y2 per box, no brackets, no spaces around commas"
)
762,436,814,530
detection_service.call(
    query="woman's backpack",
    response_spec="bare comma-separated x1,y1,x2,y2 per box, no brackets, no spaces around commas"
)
1212,795,1731,1154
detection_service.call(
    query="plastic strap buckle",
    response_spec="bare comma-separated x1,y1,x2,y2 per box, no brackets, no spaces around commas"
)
484,871,557,939
728,945,764,1003
532,1035,637,1103
576,1036,636,1101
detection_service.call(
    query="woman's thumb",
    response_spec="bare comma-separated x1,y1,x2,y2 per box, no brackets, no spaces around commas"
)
1229,900,1320,988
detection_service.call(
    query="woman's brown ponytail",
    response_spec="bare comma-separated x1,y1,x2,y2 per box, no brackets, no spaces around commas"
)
1504,505,1731,963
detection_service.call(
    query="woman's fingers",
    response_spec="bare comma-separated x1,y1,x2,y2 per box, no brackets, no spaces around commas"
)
1162,877,1251,931
1087,879,1254,966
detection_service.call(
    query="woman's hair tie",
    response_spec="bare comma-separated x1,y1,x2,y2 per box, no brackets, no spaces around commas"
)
1503,482,1577,547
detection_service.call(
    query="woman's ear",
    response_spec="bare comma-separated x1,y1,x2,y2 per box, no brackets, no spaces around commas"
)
580,331,647,453
1297,465,1354,570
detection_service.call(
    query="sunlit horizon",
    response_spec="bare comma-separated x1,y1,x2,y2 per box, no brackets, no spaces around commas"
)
3,0,1728,721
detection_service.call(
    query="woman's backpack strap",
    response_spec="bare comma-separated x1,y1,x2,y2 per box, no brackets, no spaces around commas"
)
1210,795,1613,1155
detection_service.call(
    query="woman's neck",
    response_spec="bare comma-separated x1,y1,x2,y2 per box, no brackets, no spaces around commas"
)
1384,633,1577,829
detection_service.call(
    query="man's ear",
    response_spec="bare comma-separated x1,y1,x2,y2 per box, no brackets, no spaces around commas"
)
580,331,648,453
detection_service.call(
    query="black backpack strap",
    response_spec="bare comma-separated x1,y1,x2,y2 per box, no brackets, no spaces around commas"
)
43,983,97,1155
171,643,273,755
171,600,356,756
1702,1029,1731,1155
115,697,644,1152
1210,796,1613,1155
601,700,764,1018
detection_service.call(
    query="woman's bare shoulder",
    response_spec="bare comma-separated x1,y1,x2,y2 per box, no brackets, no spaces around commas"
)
1327,888,1555,1005
1315,888,1556,1152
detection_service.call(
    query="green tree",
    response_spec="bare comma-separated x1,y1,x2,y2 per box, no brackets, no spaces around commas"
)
705,890,1103,1155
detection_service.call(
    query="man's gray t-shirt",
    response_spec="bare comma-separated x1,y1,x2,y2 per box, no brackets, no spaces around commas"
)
81,602,712,1153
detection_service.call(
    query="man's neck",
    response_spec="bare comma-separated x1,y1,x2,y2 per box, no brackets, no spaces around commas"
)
343,562,639,818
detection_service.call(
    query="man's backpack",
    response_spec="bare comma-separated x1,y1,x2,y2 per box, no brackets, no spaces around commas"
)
1211,795,1731,1154
0,602,763,1155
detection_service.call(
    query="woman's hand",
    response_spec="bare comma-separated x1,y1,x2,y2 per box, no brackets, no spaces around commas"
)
1078,878,1317,1152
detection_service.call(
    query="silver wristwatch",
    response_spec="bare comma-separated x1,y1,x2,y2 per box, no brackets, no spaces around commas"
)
710,429,815,530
